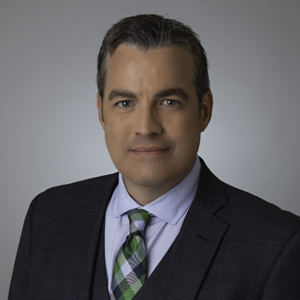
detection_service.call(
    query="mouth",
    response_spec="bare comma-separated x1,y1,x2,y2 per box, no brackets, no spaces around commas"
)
131,146,169,156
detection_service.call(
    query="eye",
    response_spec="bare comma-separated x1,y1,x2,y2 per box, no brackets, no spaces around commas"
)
162,99,178,106
116,100,132,108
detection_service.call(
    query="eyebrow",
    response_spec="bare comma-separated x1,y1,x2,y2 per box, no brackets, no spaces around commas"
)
108,90,138,101
108,87,189,102
154,88,189,101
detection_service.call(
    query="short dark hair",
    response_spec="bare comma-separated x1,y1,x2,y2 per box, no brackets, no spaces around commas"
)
97,14,210,104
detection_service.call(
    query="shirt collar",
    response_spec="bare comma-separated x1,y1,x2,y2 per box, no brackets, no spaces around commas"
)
113,157,201,225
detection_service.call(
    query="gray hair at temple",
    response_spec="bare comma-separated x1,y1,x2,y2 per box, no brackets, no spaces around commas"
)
96,14,210,106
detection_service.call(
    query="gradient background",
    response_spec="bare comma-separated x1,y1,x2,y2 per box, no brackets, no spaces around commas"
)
1,0,300,297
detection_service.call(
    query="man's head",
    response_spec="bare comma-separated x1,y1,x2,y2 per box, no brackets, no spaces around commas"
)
97,14,210,108
96,14,213,204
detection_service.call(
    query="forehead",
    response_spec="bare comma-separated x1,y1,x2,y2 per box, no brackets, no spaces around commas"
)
104,45,195,94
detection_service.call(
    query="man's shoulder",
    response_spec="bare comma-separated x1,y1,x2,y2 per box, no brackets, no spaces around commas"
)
199,158,300,231
30,172,118,214
220,181,300,239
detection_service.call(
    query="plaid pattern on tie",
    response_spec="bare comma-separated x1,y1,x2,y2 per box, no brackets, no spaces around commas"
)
110,208,152,300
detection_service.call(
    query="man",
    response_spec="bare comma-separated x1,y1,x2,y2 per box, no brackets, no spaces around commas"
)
9,14,300,300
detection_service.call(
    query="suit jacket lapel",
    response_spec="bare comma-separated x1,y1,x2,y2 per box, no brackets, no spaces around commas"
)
58,174,118,300
59,157,228,300
91,210,111,300
135,158,229,300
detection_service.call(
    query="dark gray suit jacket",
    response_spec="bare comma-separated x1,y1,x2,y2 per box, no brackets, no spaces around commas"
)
8,158,300,299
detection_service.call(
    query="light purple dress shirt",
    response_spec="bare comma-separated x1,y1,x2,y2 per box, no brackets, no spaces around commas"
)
104,157,201,294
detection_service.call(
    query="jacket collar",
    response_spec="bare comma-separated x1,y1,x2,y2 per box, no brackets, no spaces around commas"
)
134,157,229,300
59,157,229,300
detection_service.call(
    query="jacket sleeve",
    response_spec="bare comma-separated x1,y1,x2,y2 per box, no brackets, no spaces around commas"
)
261,228,300,300
8,198,36,300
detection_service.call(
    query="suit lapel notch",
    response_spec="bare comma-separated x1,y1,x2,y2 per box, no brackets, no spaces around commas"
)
135,158,229,300
154,209,228,300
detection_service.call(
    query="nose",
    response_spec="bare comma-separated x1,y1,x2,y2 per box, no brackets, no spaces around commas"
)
134,105,163,136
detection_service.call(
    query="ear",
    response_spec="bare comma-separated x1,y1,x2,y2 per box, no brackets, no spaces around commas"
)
96,93,105,129
200,90,213,132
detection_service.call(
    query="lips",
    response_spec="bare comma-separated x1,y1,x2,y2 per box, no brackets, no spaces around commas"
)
132,146,168,152
131,146,169,156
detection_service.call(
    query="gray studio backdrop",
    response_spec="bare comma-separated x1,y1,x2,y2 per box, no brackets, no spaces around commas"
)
1,0,300,297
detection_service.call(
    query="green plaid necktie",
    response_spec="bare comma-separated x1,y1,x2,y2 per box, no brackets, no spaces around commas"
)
110,208,152,300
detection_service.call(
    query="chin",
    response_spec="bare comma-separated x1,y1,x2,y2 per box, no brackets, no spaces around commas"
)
128,170,178,189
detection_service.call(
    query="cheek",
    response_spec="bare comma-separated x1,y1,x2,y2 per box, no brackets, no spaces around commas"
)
171,116,201,141
104,121,129,152
174,124,201,155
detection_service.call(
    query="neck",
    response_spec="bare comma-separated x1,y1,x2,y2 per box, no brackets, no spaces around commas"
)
123,182,173,206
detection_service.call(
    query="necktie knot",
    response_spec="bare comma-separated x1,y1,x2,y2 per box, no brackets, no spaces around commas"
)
127,208,151,236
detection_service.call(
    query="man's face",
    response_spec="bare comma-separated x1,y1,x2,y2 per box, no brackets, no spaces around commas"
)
97,45,212,200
